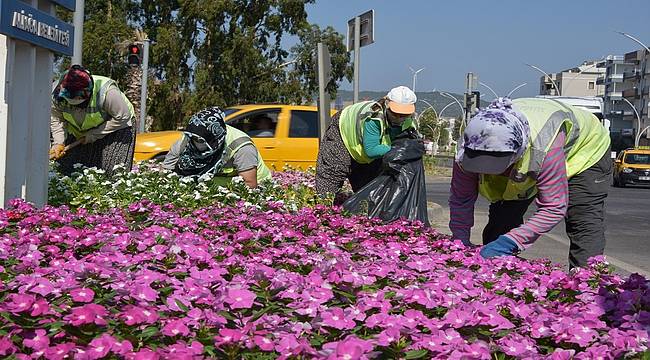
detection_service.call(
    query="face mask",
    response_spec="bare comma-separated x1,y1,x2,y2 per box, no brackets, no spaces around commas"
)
65,97,86,105
386,109,410,126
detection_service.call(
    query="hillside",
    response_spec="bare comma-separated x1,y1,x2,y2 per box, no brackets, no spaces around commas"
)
335,90,489,118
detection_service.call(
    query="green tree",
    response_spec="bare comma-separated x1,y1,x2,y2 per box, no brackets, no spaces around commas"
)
134,0,352,130
55,1,136,84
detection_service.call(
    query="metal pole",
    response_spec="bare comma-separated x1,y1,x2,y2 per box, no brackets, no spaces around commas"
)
507,83,527,98
353,16,360,103
139,39,150,134
525,63,560,96
479,81,499,100
71,0,84,65
317,43,331,141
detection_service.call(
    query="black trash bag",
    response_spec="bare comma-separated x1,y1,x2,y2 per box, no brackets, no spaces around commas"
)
343,130,430,226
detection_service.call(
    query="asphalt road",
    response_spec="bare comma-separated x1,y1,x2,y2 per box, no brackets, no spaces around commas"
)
426,177,650,277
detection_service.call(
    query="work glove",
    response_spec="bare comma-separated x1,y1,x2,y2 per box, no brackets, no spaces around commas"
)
479,235,520,258
49,144,66,160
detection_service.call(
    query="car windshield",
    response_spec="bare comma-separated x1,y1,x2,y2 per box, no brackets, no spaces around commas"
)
625,153,650,164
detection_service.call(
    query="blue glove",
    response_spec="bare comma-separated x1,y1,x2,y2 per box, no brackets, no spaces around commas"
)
480,235,520,258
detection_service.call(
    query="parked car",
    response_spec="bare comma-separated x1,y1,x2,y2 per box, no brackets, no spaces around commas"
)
613,147,650,187
134,105,336,170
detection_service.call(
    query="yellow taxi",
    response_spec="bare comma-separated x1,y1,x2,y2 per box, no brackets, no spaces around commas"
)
613,147,650,187
134,105,337,170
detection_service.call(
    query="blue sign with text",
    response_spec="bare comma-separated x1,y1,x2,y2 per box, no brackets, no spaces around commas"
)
0,0,75,56
49,0,75,12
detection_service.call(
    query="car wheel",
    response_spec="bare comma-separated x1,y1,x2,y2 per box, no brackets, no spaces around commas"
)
152,153,168,162
612,176,620,187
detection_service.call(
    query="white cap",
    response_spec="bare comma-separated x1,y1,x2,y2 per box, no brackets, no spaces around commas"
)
386,86,417,114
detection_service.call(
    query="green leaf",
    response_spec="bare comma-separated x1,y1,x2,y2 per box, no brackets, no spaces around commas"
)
140,326,159,340
404,349,429,359
175,299,190,312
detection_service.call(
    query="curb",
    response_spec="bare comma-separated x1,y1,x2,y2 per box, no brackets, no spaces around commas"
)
427,201,443,221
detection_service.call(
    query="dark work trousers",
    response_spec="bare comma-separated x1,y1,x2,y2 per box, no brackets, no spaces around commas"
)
57,126,136,177
316,112,382,204
482,149,612,268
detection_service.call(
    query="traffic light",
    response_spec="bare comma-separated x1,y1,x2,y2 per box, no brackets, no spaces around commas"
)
127,43,143,66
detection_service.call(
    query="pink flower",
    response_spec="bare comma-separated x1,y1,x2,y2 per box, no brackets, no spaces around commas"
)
0,336,16,356
87,334,116,359
121,305,158,325
30,298,50,316
43,342,75,360
132,348,160,360
23,329,50,350
5,293,35,313
216,328,244,345
112,339,133,356
65,304,107,326
131,285,158,302
253,336,275,351
225,288,256,309
162,320,190,337
321,308,356,330
70,288,95,303
29,278,55,296
335,338,367,360
376,327,401,346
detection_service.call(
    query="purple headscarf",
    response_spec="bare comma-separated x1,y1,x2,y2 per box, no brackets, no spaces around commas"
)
456,97,530,166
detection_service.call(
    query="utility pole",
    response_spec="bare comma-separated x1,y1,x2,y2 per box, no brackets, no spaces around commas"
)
353,16,360,103
316,43,332,141
139,39,150,133
71,0,84,65
347,10,374,103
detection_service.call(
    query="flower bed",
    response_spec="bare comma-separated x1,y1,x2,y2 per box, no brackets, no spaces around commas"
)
48,163,326,213
1,197,648,359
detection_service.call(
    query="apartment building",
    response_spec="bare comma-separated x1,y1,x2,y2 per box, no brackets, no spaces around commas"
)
539,60,605,97
598,50,650,146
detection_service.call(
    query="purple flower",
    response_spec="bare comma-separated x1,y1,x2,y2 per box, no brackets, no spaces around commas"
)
225,288,256,309
0,336,16,357
70,288,95,303
253,336,275,351
162,320,190,337
5,293,35,313
23,329,50,350
321,308,356,330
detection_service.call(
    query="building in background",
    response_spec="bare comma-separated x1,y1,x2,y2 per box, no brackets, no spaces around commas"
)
539,60,605,97
598,50,649,149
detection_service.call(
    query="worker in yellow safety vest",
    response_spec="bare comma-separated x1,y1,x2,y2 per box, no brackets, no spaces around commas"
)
162,107,271,188
316,86,417,203
50,65,136,176
449,97,611,268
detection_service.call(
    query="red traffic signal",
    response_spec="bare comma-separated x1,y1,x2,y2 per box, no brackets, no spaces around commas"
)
127,43,143,66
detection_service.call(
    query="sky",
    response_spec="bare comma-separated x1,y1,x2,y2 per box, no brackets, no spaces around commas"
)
304,0,650,97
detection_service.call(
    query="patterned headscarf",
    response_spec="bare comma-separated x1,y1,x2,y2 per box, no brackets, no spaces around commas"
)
175,107,228,177
456,97,530,165
52,65,94,104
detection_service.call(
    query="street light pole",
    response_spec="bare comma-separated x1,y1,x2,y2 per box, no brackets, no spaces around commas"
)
479,81,499,100
507,83,527,98
440,92,465,122
419,99,439,119
622,97,644,147
409,66,425,93
615,31,649,146
525,63,561,96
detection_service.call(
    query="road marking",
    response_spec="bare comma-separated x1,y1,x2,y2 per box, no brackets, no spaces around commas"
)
542,232,649,277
